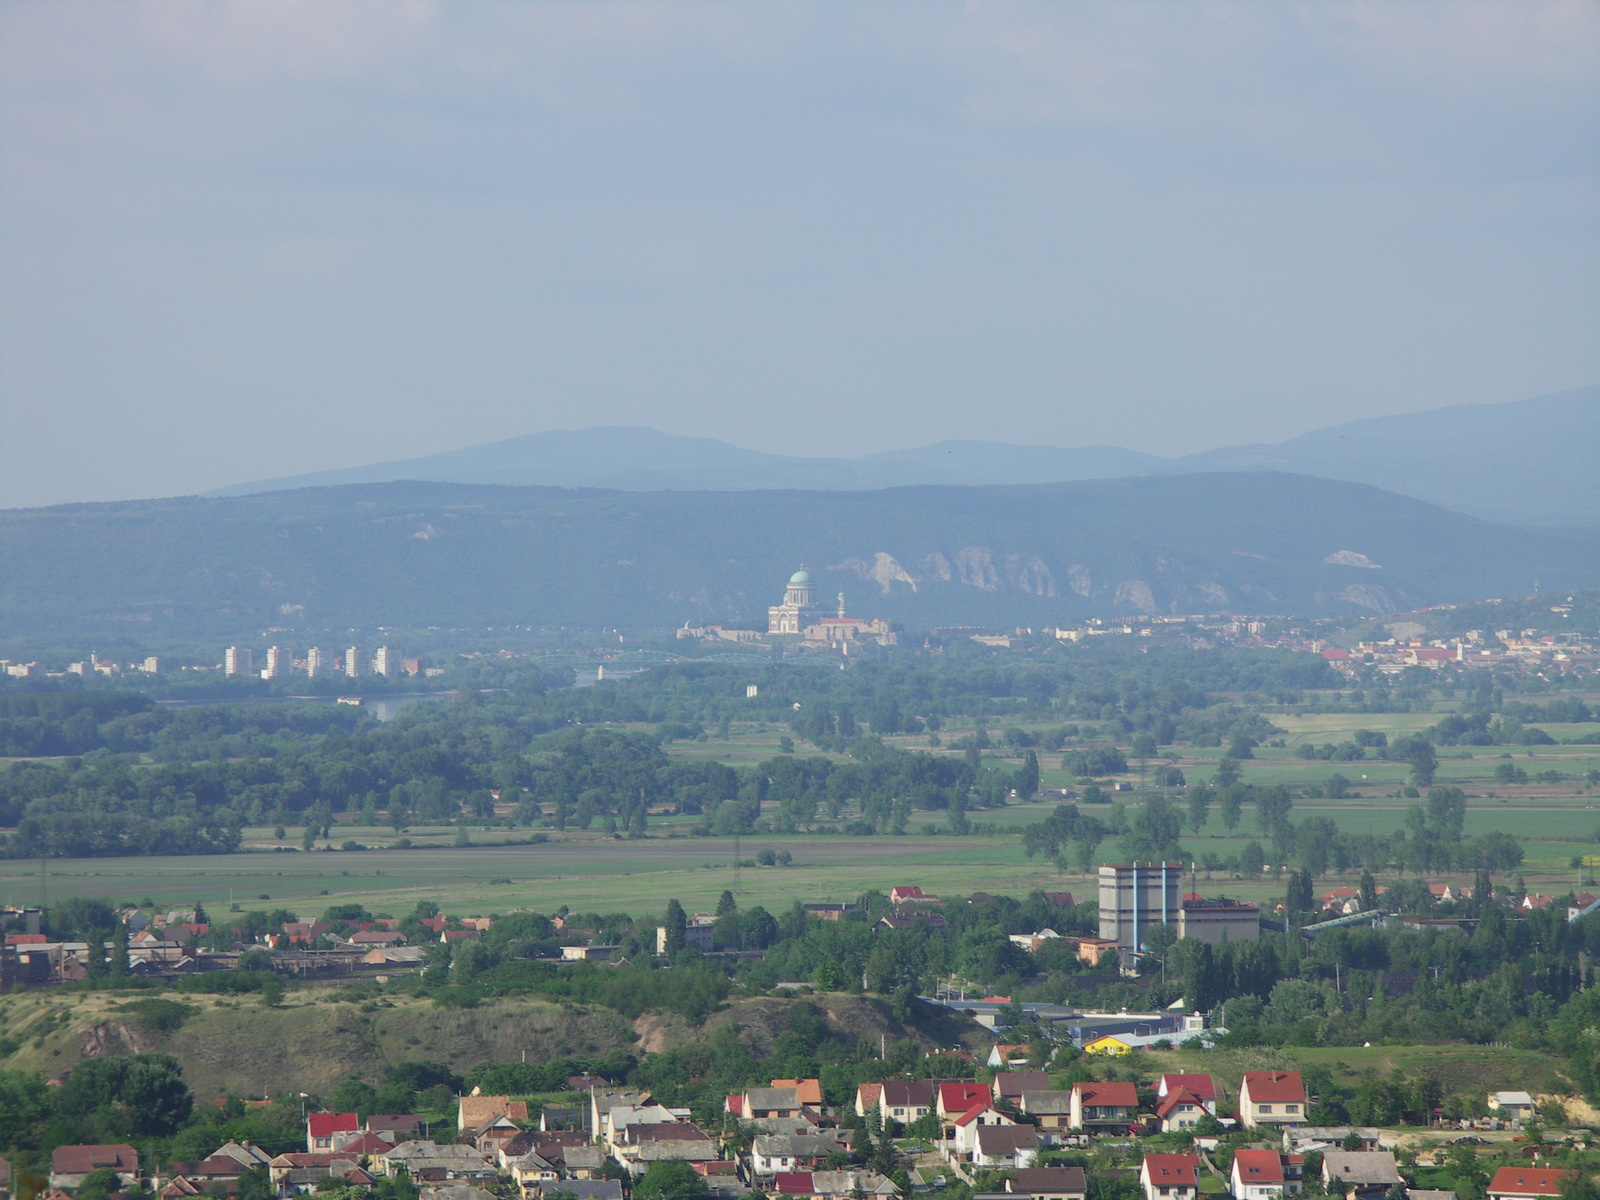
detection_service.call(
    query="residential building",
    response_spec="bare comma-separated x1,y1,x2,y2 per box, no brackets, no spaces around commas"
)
372,646,399,677
1014,1092,1070,1137
1231,1151,1303,1200
1140,1154,1200,1200
771,1078,824,1112
1007,1167,1088,1200
457,1095,528,1132
994,1072,1051,1104
307,646,331,678
1157,1075,1220,1113
971,1125,1039,1170
345,646,365,678
877,1080,936,1125
1069,1081,1138,1132
1082,1035,1134,1056
589,1089,652,1139
1487,1171,1573,1200
855,1083,883,1119
611,1125,719,1176
1098,863,1182,952
264,645,290,679
1284,1129,1379,1155
771,1172,898,1200
749,1133,844,1176
951,1107,1015,1158
1320,1153,1403,1200
1155,1088,1212,1132
308,1113,361,1152
50,1145,139,1191
1239,1072,1307,1128
224,646,254,677
1487,1092,1537,1123
729,1088,803,1121
938,1082,993,1123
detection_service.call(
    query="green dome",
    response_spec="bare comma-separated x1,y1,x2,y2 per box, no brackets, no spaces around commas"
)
789,569,812,585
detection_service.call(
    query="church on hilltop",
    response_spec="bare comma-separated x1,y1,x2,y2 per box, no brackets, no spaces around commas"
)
768,568,897,645
767,568,824,635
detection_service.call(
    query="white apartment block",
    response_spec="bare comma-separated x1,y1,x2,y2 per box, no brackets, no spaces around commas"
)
224,646,254,676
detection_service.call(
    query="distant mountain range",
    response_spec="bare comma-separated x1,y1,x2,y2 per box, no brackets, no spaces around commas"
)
211,386,1600,527
6,473,1597,644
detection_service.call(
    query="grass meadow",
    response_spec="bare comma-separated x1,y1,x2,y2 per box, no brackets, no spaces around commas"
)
2,709,1597,922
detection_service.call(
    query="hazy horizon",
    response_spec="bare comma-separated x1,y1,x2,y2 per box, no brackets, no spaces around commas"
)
3,2,1598,508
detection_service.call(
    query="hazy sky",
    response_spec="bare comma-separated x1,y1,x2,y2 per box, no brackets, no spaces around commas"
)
2,1,1597,508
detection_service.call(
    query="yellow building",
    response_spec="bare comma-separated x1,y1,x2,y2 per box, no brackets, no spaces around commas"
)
1082,1035,1133,1057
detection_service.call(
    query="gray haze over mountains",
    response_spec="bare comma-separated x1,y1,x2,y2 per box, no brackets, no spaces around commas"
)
213,387,1599,526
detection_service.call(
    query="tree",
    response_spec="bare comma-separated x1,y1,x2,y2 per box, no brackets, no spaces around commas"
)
56,1052,193,1136
111,921,131,978
76,1170,122,1200
1358,870,1379,912
85,934,107,980
634,1160,708,1200
865,945,898,994
1186,785,1212,835
662,899,687,957
237,1169,273,1200
1215,757,1243,788
1018,750,1041,799
1287,870,1315,916
741,906,778,950
716,889,737,916
1220,788,1243,833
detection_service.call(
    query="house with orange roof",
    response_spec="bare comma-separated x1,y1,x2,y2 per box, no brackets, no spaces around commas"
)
771,1079,824,1111
854,1083,883,1120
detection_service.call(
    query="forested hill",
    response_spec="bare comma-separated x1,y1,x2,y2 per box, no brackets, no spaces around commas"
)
2,472,1597,640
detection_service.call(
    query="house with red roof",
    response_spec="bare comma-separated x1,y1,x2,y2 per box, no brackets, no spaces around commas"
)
307,1113,360,1152
950,1106,1014,1157
1157,1075,1219,1110
1239,1072,1306,1128
1488,1169,1574,1200
1069,1081,1138,1133
1140,1153,1199,1200
888,886,927,905
938,1082,992,1127
1231,1150,1304,1200
1155,1088,1212,1132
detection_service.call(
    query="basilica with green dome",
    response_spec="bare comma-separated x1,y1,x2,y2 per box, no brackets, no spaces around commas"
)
767,567,827,635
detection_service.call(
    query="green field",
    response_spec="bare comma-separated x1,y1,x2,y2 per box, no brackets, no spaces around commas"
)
3,705,1598,921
